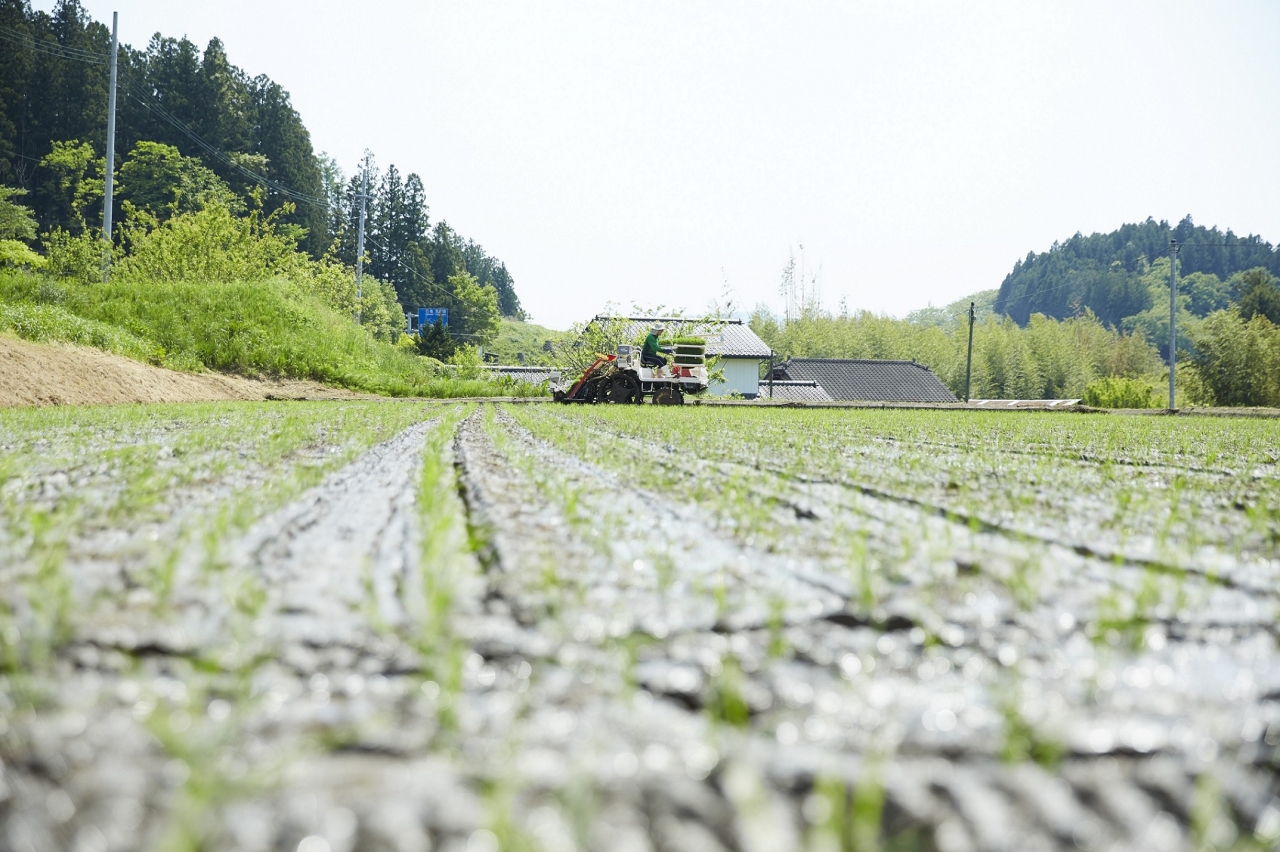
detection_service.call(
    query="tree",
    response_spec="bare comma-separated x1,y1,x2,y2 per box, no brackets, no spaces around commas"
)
448,271,501,345
1190,310,1280,407
117,141,240,222
38,139,103,231
995,217,1280,326
415,318,455,360
0,185,43,267
462,238,523,317
426,221,464,288
1234,268,1280,325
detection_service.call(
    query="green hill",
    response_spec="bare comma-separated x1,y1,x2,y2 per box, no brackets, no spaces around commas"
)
485,318,568,364
995,216,1280,327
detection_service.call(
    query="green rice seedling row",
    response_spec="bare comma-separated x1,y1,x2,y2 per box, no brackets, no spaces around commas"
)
2,402,1277,851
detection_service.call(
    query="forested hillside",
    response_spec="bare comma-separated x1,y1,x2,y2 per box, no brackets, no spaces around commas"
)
0,0,522,318
995,216,1279,327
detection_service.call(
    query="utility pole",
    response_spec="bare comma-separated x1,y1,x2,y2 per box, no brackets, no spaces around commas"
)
1168,239,1179,409
354,163,368,323
964,301,975,403
101,11,119,281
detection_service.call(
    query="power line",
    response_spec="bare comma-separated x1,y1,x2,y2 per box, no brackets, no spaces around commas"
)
0,24,111,64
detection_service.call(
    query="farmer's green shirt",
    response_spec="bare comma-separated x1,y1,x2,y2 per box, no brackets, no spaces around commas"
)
643,332,661,356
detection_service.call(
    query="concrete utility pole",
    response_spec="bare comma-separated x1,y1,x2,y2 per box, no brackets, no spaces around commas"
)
354,163,368,323
101,11,119,281
964,301,976,403
1168,239,1179,409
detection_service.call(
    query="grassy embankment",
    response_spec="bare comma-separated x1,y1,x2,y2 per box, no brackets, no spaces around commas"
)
485,317,569,364
0,271,541,398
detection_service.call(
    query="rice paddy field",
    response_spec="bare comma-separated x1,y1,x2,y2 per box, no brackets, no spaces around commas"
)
1,400,1278,852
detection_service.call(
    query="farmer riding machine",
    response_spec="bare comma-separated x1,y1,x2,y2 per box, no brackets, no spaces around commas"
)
553,338,708,405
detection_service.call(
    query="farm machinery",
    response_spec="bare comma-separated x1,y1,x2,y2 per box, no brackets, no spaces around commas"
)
553,339,708,405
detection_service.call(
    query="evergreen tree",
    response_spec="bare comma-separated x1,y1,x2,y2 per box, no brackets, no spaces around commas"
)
1236,268,1280,325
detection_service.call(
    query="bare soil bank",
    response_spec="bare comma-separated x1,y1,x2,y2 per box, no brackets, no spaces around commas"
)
0,334,374,407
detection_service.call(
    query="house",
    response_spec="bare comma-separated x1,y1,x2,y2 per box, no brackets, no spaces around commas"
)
767,358,958,403
600,316,773,398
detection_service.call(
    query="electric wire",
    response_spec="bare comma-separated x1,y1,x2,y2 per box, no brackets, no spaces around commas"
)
0,24,111,64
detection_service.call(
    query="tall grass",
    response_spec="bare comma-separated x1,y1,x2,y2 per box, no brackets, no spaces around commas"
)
0,271,541,398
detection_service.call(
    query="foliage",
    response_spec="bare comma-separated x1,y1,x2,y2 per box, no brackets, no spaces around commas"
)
116,200,306,284
117,141,242,222
110,200,402,340
0,298,165,364
0,186,37,241
1120,258,1201,359
416,318,456,361
485,318,567,365
446,344,484,381
0,185,42,268
39,140,104,230
1082,376,1159,409
0,240,43,269
752,307,1162,400
0,1,524,316
1234,268,1280,325
41,227,104,281
0,268,539,398
448,270,501,345
1189,311,1280,407
333,158,524,317
905,288,999,329
996,216,1280,327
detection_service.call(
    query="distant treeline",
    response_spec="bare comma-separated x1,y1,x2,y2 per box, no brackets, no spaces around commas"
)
753,243,1280,407
996,216,1280,328
0,0,522,317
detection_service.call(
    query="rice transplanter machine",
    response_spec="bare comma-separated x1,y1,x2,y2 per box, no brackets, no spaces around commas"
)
553,338,708,405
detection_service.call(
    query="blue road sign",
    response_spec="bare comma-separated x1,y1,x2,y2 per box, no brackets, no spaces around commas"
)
418,308,449,328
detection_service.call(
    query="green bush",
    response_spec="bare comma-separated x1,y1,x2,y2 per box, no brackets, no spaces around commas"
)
1082,376,1159,409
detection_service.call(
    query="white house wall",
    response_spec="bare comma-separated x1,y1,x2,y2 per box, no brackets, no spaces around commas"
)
711,358,762,397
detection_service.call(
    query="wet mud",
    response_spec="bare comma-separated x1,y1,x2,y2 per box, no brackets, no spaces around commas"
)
1,404,1278,852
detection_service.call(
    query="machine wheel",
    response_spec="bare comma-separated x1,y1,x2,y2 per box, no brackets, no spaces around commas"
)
607,374,641,404
653,387,684,406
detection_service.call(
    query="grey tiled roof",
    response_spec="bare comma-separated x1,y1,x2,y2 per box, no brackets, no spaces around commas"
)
598,316,772,359
771,359,958,403
757,380,833,402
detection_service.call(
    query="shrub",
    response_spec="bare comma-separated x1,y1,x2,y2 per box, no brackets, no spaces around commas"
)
1082,376,1159,409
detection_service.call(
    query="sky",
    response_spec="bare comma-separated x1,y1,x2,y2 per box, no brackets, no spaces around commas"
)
41,1,1280,328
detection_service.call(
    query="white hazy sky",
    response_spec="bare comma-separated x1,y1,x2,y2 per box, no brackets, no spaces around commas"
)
43,1,1280,328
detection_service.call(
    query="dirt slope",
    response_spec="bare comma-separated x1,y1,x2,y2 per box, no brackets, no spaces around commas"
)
0,334,373,406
